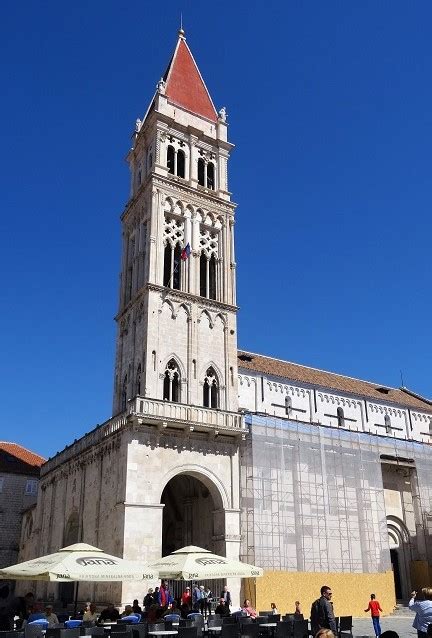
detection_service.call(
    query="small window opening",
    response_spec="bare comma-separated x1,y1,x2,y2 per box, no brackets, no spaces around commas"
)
385,414,392,434
200,253,207,297
198,158,205,186
177,150,185,178
207,162,215,190
337,407,345,427
136,364,142,395
209,254,217,300
285,395,292,416
167,145,175,174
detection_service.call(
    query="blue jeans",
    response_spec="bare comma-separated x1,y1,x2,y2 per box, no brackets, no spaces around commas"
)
372,616,381,636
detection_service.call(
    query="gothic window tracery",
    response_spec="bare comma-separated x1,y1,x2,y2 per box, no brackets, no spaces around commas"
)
203,367,219,408
163,216,184,290
163,359,180,402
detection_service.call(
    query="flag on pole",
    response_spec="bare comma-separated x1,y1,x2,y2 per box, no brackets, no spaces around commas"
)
181,243,191,261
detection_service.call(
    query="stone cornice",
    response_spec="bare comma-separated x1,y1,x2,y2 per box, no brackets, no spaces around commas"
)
149,284,238,313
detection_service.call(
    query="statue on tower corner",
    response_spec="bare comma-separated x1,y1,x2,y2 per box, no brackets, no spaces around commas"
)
218,106,227,122
156,77,166,94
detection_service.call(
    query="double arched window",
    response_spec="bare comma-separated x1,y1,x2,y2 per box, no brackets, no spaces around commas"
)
167,145,186,178
197,159,215,190
163,359,180,402
203,367,219,408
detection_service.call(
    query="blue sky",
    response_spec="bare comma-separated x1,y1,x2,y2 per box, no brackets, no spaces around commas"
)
1,1,431,459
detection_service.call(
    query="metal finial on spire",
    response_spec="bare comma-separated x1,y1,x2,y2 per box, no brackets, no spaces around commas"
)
178,12,185,38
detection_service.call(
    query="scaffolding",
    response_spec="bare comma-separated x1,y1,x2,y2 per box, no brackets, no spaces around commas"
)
241,414,432,574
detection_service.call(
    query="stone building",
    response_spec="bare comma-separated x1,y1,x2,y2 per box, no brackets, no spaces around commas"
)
18,29,432,616
0,442,45,569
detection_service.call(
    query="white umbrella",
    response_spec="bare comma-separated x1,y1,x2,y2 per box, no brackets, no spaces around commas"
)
0,543,156,582
147,545,263,580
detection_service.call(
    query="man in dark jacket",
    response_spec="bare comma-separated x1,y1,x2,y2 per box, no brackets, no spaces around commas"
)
220,586,231,608
310,585,337,635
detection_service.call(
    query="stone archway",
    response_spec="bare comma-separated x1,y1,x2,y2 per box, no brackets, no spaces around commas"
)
387,515,412,600
59,511,80,604
161,473,224,556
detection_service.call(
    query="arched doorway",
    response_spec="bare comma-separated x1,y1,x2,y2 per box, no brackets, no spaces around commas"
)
59,511,80,605
387,516,411,601
161,474,222,555
161,473,226,600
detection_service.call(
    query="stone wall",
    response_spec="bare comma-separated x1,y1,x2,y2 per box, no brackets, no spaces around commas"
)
0,472,38,569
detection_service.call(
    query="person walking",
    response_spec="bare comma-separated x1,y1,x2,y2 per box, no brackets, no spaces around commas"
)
409,588,432,638
365,593,383,637
310,586,337,635
220,586,231,608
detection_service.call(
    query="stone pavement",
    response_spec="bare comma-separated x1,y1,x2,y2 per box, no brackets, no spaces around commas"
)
351,615,416,636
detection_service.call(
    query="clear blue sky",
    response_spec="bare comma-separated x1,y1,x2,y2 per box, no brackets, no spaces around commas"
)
2,1,431,459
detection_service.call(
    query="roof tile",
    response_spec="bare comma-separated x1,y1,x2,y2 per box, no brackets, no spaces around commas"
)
238,350,432,413
0,442,45,467
164,37,218,122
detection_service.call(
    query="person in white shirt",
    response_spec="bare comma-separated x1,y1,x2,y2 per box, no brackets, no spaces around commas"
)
44,605,59,626
409,588,432,638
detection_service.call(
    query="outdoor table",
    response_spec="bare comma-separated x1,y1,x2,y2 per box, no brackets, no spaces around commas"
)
148,632,178,636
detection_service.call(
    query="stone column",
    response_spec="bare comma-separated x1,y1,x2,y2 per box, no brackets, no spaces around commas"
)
121,503,164,605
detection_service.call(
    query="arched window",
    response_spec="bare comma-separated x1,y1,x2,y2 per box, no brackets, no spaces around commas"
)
200,253,207,297
385,414,392,434
198,158,205,186
177,150,185,178
163,359,180,402
203,367,219,408
199,253,217,300
167,145,175,174
285,395,292,416
337,407,345,428
121,375,128,411
136,364,142,395
163,242,182,290
207,162,215,190
209,254,217,300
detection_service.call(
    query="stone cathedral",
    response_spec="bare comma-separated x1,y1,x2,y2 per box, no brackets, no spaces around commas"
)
18,30,432,616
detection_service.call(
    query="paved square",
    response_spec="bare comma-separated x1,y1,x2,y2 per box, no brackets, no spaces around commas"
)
352,615,416,636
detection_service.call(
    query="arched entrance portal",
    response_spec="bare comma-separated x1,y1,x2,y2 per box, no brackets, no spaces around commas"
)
59,511,80,604
387,516,412,601
161,474,222,555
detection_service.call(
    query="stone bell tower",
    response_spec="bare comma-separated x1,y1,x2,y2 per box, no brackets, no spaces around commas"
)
112,28,239,417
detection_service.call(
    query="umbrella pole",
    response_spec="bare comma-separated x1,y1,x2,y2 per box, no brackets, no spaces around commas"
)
73,581,79,617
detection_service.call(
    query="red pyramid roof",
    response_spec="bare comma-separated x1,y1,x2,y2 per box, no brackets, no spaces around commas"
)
163,36,218,123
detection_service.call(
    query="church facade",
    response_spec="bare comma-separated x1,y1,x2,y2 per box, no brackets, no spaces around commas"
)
18,30,432,616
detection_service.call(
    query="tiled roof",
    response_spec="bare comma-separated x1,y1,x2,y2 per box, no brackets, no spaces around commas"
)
163,36,218,123
0,442,45,468
237,350,432,413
